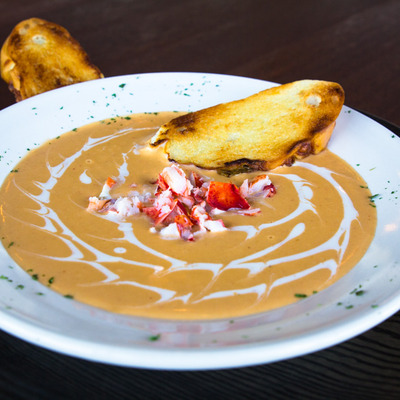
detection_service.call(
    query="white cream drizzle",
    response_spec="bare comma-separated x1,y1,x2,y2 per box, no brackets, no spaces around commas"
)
79,170,92,184
10,126,361,308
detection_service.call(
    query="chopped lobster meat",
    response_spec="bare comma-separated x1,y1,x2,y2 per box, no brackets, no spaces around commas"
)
175,214,195,241
207,181,250,211
236,208,261,216
191,204,227,232
113,196,142,217
144,194,189,226
159,222,180,239
240,174,276,198
203,219,227,232
189,171,205,188
87,197,111,212
158,215,194,241
87,165,275,241
191,204,211,232
159,164,193,196
99,176,117,199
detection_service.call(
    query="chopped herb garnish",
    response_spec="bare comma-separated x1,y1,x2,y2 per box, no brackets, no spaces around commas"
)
355,290,365,296
119,83,126,88
294,293,307,298
36,292,44,296
8,242,14,248
16,284,24,290
148,334,161,341
64,294,74,299
345,305,354,309
31,274,39,280
48,277,55,284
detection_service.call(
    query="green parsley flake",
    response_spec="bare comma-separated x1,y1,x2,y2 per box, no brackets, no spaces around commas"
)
148,334,161,341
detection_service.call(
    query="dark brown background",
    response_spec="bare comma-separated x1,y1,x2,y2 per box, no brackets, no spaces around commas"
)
0,1,399,399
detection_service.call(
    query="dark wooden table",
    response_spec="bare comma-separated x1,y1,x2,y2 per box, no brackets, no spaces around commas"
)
0,1,399,399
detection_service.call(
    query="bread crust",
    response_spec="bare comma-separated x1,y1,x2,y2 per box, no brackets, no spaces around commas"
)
151,80,344,174
1,18,103,100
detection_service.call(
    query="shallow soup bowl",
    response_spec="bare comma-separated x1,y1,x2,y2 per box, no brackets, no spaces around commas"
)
0,72,399,370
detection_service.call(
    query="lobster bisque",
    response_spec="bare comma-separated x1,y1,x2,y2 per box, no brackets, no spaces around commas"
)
0,112,376,319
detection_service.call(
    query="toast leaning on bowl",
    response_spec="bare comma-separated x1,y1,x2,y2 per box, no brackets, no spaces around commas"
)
151,80,345,175
0,18,103,101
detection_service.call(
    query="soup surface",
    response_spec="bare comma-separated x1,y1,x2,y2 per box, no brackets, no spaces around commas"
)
0,112,376,319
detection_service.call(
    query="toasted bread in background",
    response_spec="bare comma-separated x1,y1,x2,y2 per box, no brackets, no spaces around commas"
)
151,80,345,174
0,18,103,101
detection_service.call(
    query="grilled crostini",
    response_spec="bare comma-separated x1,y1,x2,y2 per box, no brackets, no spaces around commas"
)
1,18,103,101
151,80,344,175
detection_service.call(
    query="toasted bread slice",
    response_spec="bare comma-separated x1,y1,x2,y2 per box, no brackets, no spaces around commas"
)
151,80,345,174
1,18,103,101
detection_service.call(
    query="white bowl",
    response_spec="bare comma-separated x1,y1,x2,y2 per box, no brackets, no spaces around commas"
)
0,73,399,370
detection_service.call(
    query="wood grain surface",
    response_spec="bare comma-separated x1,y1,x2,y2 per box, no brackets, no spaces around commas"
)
0,1,399,399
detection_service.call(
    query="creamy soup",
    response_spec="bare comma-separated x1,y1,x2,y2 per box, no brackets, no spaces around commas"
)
0,112,376,319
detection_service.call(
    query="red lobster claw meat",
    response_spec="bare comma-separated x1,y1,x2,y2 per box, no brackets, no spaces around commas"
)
207,181,250,211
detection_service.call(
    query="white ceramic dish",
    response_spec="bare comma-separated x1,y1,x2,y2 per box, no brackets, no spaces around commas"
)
0,73,399,370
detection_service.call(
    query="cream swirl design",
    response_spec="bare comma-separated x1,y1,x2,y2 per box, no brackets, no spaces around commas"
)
0,113,376,319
